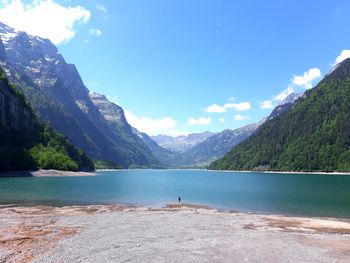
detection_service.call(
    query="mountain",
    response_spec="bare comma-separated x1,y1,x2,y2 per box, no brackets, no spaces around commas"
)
151,131,216,152
0,68,94,172
143,92,301,168
0,21,158,168
88,92,160,168
209,58,350,172
184,93,302,166
185,121,265,166
267,92,303,120
133,128,192,167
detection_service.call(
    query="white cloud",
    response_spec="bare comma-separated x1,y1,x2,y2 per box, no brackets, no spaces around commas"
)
260,100,274,109
261,67,320,110
206,104,226,113
291,68,321,89
260,86,293,109
228,97,235,101
206,101,251,113
218,118,225,123
90,28,102,37
224,102,251,111
96,3,107,13
274,86,294,101
333,50,350,65
187,117,211,126
234,114,248,121
0,0,91,44
125,110,187,136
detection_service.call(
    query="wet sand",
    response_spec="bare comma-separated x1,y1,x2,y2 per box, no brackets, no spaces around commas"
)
0,204,349,262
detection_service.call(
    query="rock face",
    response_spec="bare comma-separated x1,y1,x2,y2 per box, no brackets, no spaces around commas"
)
0,39,6,61
0,69,94,171
0,21,159,168
89,92,159,167
151,132,216,153
0,73,37,134
209,58,350,171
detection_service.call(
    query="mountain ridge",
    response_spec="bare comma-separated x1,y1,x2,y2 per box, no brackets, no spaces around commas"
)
209,58,350,172
0,21,159,168
151,131,216,153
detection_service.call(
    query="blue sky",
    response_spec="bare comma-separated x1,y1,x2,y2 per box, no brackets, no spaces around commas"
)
1,0,350,136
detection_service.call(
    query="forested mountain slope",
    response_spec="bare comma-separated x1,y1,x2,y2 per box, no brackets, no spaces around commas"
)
210,58,350,172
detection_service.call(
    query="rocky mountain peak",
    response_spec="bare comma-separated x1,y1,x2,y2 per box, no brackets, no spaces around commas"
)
0,21,159,168
278,92,303,106
88,91,126,127
268,92,303,121
0,21,18,44
325,57,350,81
89,91,108,101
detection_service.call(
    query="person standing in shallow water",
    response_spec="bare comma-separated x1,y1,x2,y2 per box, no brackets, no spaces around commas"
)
178,197,181,203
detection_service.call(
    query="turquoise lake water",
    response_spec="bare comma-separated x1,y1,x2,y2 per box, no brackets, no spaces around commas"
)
0,169,350,218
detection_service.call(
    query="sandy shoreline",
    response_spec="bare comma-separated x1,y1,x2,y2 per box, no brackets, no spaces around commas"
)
0,204,349,262
0,169,96,177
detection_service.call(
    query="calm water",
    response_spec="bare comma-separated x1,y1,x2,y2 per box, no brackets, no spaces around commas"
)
0,170,350,218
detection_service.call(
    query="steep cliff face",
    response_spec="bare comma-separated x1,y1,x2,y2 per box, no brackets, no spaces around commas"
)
88,92,131,134
0,21,159,168
0,39,6,61
0,72,38,138
89,92,160,167
0,69,94,171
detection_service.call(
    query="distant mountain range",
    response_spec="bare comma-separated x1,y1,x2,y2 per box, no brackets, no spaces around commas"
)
185,121,265,166
210,58,350,172
0,21,159,168
151,132,215,153
180,92,303,167
144,92,302,168
133,129,193,167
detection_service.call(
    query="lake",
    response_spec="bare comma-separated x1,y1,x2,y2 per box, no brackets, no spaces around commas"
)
0,169,350,218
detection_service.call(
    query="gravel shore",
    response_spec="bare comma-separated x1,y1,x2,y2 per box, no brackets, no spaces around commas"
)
0,204,349,262
0,169,96,177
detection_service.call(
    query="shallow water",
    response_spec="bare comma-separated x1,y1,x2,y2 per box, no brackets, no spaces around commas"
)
0,169,350,218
